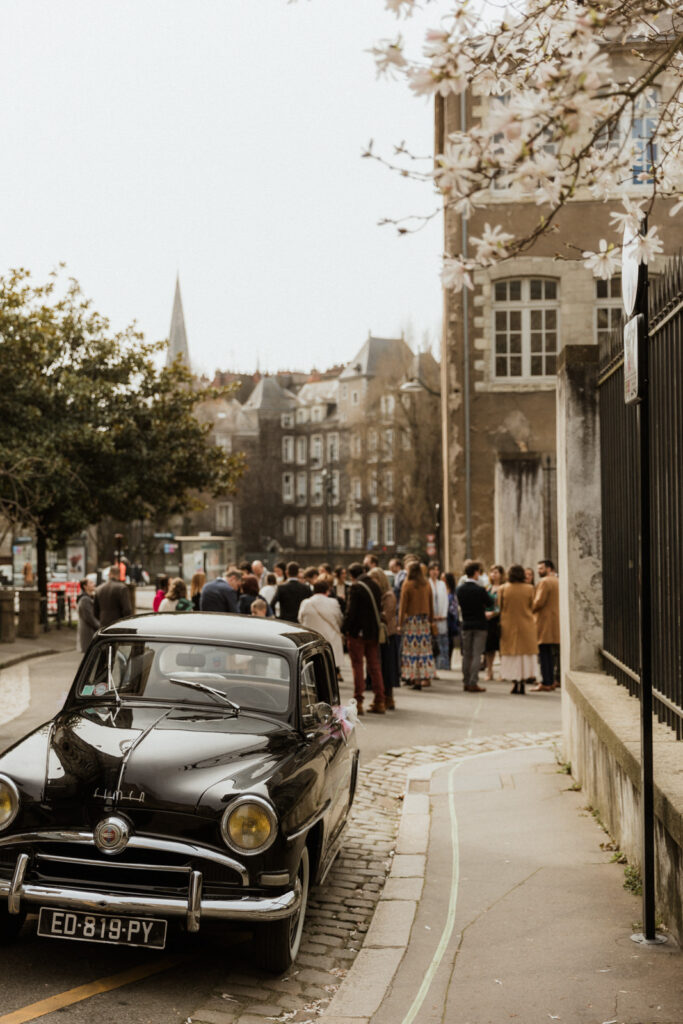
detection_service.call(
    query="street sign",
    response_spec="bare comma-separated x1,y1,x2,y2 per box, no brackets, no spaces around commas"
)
154,533,175,540
622,224,643,318
624,315,645,405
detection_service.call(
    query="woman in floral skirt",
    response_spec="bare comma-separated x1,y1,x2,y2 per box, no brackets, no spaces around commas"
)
398,560,435,690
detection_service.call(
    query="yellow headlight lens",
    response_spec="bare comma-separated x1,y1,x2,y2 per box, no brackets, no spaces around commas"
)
0,778,18,830
223,802,275,852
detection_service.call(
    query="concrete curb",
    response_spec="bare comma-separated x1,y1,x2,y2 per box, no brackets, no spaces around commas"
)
0,648,61,673
321,759,445,1024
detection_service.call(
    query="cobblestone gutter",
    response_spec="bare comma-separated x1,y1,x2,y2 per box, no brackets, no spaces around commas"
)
188,731,560,1024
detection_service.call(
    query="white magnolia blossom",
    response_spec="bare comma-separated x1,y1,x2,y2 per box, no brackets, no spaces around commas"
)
441,256,474,292
633,226,665,265
582,240,622,280
369,0,683,290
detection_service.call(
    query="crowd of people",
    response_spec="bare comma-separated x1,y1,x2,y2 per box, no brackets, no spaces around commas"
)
76,552,560,714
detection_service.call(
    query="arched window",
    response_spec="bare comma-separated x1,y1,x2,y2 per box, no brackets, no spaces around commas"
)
493,277,559,379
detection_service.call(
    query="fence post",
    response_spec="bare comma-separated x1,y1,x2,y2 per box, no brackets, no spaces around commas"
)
556,346,603,682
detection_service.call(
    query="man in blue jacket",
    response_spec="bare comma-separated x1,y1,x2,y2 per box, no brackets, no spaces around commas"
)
199,566,242,613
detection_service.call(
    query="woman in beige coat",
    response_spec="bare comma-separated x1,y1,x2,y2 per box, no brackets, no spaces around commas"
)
498,564,538,695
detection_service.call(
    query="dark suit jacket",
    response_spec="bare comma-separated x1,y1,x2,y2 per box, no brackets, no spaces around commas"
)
341,574,382,642
272,579,311,622
93,580,132,629
199,578,239,614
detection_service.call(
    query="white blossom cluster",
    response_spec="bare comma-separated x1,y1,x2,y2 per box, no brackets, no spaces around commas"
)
372,0,682,289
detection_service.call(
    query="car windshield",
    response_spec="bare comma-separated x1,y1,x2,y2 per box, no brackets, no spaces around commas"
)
76,640,292,714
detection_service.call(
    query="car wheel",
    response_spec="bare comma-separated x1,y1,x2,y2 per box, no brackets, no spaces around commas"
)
256,845,309,974
0,907,25,944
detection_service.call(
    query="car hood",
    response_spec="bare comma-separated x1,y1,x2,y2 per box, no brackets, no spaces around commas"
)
4,703,297,820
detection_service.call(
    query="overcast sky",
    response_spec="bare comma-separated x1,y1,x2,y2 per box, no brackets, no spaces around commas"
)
1,1,452,377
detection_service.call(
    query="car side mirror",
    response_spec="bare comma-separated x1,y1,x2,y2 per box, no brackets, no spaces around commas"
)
308,702,334,726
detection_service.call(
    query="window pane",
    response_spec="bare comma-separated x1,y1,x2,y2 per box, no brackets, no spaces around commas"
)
510,310,521,330
596,280,608,298
510,334,522,353
530,309,542,330
495,357,508,376
509,280,521,301
597,308,608,329
510,357,522,376
610,308,621,327
610,276,621,298
494,281,507,301
530,279,542,300
495,311,507,330
546,309,557,329
495,336,507,354
530,333,542,352
531,355,543,375
546,332,557,351
545,280,557,300
545,355,557,374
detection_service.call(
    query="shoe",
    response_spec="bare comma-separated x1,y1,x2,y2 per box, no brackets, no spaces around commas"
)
386,697,396,710
410,683,422,691
465,685,487,692
529,683,554,692
356,702,364,715
422,680,431,688
519,680,526,695
510,681,519,694
368,700,386,714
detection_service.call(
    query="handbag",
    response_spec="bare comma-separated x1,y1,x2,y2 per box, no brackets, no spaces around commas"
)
357,580,388,644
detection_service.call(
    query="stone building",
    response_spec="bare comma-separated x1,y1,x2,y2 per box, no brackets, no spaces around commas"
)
436,47,680,571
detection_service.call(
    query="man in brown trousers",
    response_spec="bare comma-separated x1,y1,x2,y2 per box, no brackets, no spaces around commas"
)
531,559,560,691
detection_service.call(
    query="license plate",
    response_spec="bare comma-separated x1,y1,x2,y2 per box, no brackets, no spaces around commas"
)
37,907,167,949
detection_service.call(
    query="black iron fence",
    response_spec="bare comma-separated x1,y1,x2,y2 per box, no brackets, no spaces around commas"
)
597,254,683,739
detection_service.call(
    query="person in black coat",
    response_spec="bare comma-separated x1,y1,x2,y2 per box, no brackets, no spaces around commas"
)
271,562,311,621
341,563,385,714
93,567,132,629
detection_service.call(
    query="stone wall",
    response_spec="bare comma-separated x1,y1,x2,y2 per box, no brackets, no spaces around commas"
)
564,670,683,944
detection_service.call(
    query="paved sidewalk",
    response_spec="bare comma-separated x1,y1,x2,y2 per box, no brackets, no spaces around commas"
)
0,623,76,671
324,744,683,1024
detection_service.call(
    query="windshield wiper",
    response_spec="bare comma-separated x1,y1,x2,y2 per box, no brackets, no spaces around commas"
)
168,677,240,714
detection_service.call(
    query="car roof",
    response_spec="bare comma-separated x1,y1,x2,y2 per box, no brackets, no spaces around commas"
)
99,612,322,651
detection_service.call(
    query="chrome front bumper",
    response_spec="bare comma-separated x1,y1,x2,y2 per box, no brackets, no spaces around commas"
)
0,831,300,933
0,876,301,927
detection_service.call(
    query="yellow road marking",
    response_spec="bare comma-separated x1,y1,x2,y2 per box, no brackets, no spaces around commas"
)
0,955,188,1024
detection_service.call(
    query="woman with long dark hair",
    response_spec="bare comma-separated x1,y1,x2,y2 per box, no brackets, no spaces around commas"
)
398,561,435,690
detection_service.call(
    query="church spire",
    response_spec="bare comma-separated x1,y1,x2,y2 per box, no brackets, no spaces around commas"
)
167,275,191,369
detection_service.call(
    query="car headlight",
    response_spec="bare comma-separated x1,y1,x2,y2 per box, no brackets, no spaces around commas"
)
0,775,19,831
221,796,277,855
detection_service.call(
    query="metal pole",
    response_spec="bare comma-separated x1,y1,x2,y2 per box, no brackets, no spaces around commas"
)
637,251,657,942
460,92,471,559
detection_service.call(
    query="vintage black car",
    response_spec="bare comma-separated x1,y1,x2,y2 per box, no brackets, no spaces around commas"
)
0,613,359,971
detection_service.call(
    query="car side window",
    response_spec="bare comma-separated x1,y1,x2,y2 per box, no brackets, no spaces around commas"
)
300,661,318,726
321,649,339,705
300,652,334,726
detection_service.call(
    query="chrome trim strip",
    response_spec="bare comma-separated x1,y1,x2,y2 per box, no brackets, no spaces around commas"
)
0,879,300,923
187,870,202,932
8,853,29,914
285,800,330,843
35,854,191,874
43,722,57,804
0,832,249,886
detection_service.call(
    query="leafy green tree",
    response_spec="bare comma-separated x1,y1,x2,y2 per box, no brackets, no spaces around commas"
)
0,268,244,599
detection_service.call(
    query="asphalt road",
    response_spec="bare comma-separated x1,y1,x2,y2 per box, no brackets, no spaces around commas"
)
0,648,562,1023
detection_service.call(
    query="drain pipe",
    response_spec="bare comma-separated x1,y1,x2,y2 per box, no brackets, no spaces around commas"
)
460,91,472,558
